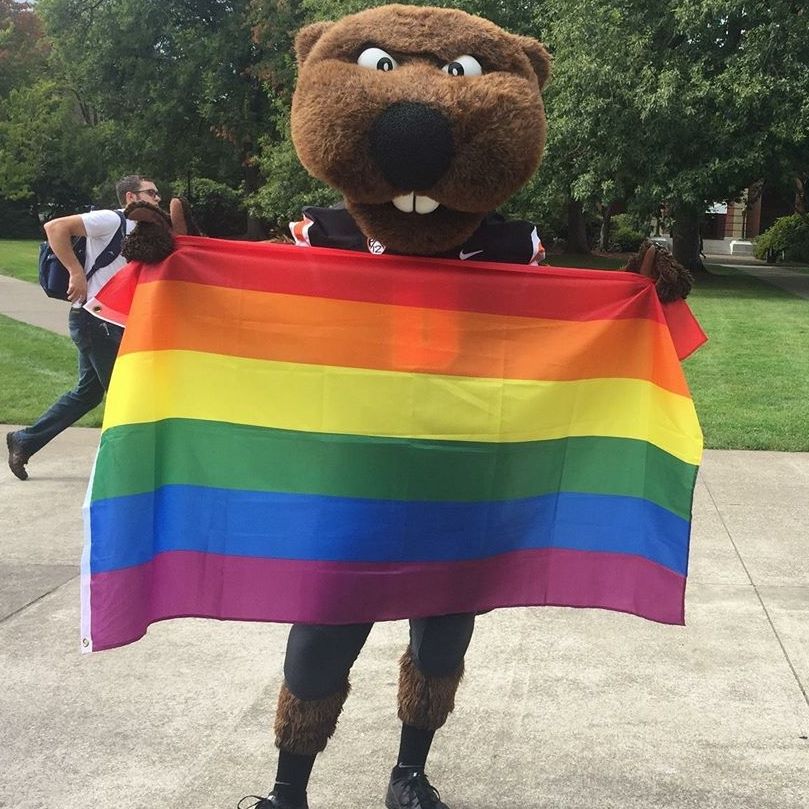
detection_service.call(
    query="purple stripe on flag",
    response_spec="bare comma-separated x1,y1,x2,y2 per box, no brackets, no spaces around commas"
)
88,549,686,651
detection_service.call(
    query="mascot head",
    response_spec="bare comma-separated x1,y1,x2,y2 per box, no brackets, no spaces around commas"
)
290,4,551,255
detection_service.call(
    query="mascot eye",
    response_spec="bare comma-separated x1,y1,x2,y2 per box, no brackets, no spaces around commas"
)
357,47,398,72
442,55,483,77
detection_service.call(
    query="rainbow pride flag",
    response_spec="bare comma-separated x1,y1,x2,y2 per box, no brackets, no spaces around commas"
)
81,236,705,652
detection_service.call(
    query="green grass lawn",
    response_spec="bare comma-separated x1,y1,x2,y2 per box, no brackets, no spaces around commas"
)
547,252,627,270
1,240,807,450
549,255,809,449
0,239,40,283
0,313,104,428
683,266,809,451
0,240,105,426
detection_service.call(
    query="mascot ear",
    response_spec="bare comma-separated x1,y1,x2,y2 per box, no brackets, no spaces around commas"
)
513,35,552,90
295,21,334,65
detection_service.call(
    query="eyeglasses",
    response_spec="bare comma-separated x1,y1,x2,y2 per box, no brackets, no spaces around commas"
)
137,188,160,199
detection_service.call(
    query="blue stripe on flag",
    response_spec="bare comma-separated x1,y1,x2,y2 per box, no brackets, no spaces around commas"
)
89,486,690,575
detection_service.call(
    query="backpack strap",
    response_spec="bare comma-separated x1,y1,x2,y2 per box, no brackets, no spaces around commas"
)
86,211,127,281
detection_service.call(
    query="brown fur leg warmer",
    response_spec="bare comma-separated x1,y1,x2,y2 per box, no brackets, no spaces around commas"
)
274,679,350,755
397,647,464,731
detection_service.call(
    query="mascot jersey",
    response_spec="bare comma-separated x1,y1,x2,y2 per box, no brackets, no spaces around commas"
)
290,204,546,265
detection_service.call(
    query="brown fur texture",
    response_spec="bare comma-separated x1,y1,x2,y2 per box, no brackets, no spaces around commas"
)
274,679,351,755
291,4,550,255
397,647,464,730
624,240,693,302
121,201,174,263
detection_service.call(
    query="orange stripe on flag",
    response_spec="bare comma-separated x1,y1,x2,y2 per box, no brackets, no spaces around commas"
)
119,280,690,393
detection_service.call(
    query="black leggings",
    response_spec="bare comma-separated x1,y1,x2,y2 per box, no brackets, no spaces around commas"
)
283,614,476,701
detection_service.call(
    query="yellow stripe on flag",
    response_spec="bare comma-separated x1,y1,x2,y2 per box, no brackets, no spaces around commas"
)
104,350,703,465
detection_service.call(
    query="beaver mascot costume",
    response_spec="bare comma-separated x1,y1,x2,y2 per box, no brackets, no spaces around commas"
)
120,5,692,808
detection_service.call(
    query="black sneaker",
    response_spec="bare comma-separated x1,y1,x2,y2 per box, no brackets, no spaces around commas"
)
385,768,449,809
6,431,29,481
237,792,309,809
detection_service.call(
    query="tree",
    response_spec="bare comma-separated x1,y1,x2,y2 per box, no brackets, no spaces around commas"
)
0,0,49,97
0,79,113,220
36,0,273,230
519,0,809,269
627,0,809,269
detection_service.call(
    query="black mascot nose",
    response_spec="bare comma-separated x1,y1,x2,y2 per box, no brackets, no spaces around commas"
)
369,102,455,191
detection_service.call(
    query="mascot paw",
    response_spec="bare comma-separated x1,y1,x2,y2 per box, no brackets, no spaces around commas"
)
625,240,693,302
122,201,175,263
169,196,202,236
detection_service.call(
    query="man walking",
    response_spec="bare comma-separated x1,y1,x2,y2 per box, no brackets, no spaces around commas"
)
6,175,161,480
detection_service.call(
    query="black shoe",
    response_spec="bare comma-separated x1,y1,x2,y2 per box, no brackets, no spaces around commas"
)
6,431,29,481
237,792,309,809
385,768,449,809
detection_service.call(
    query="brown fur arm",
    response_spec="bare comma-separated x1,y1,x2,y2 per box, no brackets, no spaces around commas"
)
624,240,693,302
121,201,174,263
169,196,202,236
120,198,202,262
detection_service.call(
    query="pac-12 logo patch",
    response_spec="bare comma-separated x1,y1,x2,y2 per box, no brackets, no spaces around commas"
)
367,238,386,255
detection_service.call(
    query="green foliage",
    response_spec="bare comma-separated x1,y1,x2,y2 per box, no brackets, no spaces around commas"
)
608,214,646,253
248,129,340,230
34,0,263,192
753,214,809,263
174,178,247,238
0,0,48,97
1,0,807,250
541,0,809,265
0,78,113,217
300,0,543,34
497,173,565,244
0,202,40,239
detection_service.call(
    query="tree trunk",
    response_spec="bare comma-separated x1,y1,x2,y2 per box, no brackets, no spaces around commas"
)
795,176,807,215
242,155,268,241
598,200,622,251
598,205,612,252
671,210,705,273
567,198,590,254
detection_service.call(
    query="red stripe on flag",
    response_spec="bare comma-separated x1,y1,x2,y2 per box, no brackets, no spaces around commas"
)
135,236,668,323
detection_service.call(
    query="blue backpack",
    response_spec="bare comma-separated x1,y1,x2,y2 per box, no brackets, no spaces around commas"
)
38,211,127,300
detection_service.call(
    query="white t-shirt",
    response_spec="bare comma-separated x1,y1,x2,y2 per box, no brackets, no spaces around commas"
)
73,209,136,308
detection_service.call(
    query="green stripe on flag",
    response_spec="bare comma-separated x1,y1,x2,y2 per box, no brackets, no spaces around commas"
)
93,418,697,519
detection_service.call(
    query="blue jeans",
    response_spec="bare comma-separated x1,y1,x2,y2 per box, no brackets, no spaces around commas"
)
15,308,123,457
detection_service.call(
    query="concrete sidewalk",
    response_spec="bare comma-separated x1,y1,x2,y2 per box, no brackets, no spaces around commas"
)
709,260,809,301
0,273,71,337
1,428,808,809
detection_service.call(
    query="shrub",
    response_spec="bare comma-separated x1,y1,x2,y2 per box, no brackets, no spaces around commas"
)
248,133,340,231
173,178,246,238
608,213,646,253
754,214,809,263
0,198,41,238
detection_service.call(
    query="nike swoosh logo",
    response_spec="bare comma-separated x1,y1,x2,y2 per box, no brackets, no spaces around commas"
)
459,249,483,260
